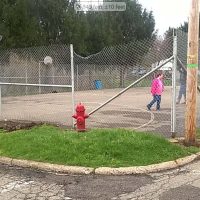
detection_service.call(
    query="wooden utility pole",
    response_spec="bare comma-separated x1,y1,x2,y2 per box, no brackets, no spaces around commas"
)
185,0,199,145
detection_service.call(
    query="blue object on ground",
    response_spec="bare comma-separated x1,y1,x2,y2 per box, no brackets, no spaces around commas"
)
94,80,103,89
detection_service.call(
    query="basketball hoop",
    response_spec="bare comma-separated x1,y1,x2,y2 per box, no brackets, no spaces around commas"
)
43,56,53,65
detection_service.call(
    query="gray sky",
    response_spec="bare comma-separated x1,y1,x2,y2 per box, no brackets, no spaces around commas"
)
138,0,190,35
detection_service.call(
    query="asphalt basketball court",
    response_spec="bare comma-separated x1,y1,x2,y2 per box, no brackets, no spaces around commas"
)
0,86,177,137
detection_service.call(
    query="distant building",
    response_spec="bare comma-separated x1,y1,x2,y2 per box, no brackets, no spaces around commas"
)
151,60,173,71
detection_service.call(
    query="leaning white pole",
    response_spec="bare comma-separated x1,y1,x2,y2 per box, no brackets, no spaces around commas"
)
70,44,75,128
171,31,177,137
89,56,174,116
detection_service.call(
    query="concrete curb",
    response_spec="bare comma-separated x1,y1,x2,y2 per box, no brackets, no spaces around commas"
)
0,157,94,175
0,153,199,175
95,154,199,175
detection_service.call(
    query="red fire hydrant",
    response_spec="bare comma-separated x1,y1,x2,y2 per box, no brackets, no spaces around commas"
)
72,103,89,132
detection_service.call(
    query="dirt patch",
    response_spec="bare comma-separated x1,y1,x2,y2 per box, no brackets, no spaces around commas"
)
170,137,200,148
0,120,43,132
180,139,200,148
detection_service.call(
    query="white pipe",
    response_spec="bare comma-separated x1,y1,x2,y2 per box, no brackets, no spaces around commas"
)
25,67,28,95
171,33,177,137
39,61,41,94
70,44,75,128
89,56,174,116
0,82,72,88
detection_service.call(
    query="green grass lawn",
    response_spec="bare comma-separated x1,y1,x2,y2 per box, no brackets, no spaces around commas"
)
0,125,198,168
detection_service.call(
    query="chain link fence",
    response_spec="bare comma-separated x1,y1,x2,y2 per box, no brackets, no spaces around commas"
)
0,45,71,95
0,45,73,126
74,37,173,91
176,29,200,137
0,31,199,137
74,36,174,136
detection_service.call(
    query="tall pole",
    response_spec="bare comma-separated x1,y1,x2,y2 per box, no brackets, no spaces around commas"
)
185,0,199,145
70,44,75,128
25,67,28,95
171,30,177,137
76,65,79,91
39,62,41,94
0,86,1,115
52,64,55,91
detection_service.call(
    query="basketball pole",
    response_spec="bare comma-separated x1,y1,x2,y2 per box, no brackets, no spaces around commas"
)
171,30,177,137
185,0,199,145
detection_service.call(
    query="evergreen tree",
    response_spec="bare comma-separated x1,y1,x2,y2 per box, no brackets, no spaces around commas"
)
0,0,42,48
0,0,156,56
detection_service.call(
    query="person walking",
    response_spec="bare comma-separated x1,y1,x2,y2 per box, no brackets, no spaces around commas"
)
176,66,187,104
147,73,164,111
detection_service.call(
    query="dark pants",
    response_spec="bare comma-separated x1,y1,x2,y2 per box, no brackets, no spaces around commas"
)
147,95,161,110
177,84,186,102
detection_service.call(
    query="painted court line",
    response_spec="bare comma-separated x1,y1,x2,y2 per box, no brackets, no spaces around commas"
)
83,101,155,130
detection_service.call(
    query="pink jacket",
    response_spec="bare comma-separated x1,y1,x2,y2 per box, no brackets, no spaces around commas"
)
151,78,164,95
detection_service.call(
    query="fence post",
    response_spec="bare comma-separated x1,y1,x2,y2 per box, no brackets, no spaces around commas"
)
0,86,1,115
76,65,79,91
70,44,75,128
171,30,177,137
52,63,55,91
39,61,41,94
25,67,28,95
